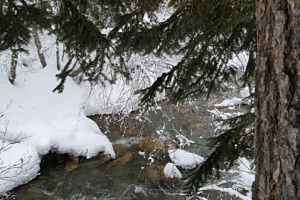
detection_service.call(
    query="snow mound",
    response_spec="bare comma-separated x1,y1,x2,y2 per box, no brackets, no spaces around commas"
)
0,67,115,194
0,142,40,194
168,149,204,169
164,162,182,178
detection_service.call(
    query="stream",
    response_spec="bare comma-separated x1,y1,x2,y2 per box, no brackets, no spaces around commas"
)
7,100,246,200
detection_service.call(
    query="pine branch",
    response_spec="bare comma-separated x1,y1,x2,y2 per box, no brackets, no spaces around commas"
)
185,111,255,193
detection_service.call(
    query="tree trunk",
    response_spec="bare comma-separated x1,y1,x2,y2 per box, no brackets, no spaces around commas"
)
33,28,47,68
9,47,18,85
254,1,300,199
56,38,60,70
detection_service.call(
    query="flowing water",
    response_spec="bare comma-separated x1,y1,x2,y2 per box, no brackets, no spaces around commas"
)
8,100,245,200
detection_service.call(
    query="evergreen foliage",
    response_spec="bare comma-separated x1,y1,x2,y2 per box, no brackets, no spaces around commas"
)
52,0,131,92
0,0,51,52
187,111,255,192
134,0,256,102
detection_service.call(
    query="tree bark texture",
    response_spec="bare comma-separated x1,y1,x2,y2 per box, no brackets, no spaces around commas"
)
254,0,300,199
9,47,18,85
33,28,47,68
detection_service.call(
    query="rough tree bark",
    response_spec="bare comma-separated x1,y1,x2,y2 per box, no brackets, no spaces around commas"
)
254,0,300,199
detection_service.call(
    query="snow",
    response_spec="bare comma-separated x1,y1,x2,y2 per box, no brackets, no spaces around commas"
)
0,141,40,194
239,87,250,98
214,97,243,108
164,162,182,178
0,66,115,194
83,53,177,115
175,134,195,148
168,149,204,170
235,158,255,199
198,158,254,200
208,109,230,120
199,184,250,200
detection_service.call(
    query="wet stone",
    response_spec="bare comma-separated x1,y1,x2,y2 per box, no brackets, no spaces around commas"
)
164,138,180,150
164,177,181,188
236,187,249,196
57,181,64,187
24,186,59,200
113,143,130,157
218,181,235,188
26,187,45,197
86,154,112,167
91,169,100,175
107,152,134,169
65,157,79,171
138,136,161,155
119,152,133,166
120,126,148,137
178,108,188,114
144,165,165,180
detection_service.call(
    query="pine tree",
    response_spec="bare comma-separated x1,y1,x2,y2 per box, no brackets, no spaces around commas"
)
51,0,131,92
0,0,52,84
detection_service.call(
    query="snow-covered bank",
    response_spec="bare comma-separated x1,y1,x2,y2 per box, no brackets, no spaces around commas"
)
0,67,115,194
0,26,180,193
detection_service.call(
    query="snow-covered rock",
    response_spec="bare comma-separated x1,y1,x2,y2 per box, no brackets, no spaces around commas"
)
0,67,115,194
164,162,182,178
168,149,204,169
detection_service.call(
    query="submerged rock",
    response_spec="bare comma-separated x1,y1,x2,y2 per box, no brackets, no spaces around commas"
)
138,136,161,155
120,126,149,137
164,138,180,150
107,152,134,169
56,181,64,187
119,152,133,165
178,108,188,114
187,122,202,129
145,165,165,180
164,177,180,188
65,157,79,171
113,143,130,157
